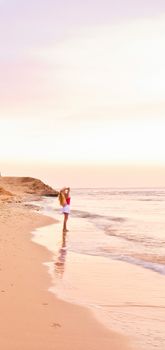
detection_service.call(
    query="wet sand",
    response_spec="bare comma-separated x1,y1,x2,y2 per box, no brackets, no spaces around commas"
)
0,201,132,350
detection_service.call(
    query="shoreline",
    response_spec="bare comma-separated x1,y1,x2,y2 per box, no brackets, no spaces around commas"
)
31,203,165,350
0,200,132,350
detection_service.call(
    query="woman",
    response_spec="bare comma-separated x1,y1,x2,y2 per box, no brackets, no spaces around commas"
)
58,187,71,232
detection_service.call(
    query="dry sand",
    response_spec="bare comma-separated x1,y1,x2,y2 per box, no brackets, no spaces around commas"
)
0,180,132,350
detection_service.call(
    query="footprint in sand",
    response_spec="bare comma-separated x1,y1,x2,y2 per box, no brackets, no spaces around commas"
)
50,322,61,328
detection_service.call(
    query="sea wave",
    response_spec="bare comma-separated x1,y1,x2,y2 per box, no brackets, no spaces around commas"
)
111,255,165,275
68,244,165,276
71,209,165,248
100,246,165,272
104,227,165,247
71,209,126,222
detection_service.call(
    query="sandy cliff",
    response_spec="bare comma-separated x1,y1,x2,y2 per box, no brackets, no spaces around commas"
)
0,176,58,201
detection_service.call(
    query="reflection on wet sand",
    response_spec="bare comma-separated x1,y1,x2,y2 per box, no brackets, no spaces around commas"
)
54,231,67,277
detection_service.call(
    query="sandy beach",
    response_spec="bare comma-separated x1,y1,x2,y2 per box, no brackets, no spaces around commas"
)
0,178,132,350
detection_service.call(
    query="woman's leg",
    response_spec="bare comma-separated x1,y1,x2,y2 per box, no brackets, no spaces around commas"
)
63,213,69,232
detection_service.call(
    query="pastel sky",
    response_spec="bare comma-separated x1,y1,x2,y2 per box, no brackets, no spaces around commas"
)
0,0,165,187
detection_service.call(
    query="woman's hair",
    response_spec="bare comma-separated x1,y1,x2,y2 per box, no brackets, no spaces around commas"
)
58,191,67,207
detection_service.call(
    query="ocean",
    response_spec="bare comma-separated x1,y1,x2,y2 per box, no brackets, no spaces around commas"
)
31,188,165,350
